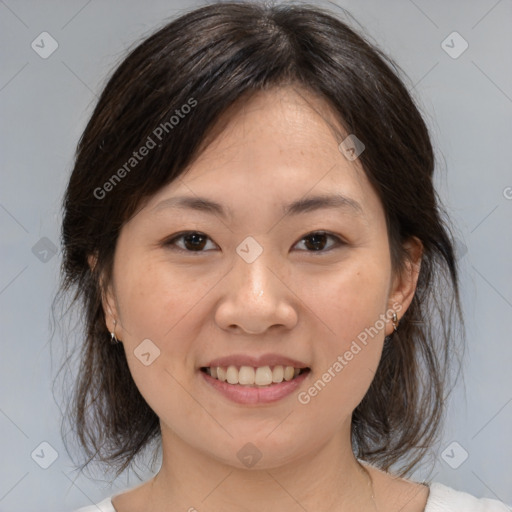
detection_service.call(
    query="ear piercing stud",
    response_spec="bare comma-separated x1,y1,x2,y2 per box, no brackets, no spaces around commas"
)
110,319,120,344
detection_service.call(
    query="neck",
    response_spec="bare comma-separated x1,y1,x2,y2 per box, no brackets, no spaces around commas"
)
146,422,376,512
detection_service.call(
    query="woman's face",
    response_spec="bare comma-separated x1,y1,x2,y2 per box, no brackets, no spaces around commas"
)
104,86,420,469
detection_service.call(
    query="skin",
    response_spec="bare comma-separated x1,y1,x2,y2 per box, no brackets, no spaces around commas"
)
100,86,427,512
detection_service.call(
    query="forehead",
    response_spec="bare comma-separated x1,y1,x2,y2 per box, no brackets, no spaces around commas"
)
142,86,384,225
188,86,352,177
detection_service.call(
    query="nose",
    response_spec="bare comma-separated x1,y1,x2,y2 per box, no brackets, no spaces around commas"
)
214,252,298,335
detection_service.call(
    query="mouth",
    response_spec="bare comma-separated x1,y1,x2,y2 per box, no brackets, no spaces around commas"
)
200,365,311,387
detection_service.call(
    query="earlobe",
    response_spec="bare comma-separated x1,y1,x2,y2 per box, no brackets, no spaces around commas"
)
109,318,121,344
87,253,99,276
88,253,119,336
387,236,423,334
102,284,119,336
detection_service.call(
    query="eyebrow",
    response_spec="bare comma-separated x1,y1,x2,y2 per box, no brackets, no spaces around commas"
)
150,193,364,218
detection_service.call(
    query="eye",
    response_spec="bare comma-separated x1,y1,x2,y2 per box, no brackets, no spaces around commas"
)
164,231,218,252
293,231,345,252
163,230,344,253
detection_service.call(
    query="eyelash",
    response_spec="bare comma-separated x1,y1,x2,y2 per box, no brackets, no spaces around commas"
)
163,230,346,254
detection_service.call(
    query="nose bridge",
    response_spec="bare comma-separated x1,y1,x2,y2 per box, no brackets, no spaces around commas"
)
214,241,297,333
232,246,275,300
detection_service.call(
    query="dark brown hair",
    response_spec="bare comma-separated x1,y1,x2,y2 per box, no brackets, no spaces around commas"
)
57,1,464,478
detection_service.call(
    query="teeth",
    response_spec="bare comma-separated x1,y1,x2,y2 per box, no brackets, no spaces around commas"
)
238,366,255,385
226,365,238,384
217,366,227,382
205,365,305,386
272,365,284,383
254,366,273,386
284,366,295,381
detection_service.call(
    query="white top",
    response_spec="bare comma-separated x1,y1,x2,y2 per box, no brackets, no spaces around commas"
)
74,482,511,511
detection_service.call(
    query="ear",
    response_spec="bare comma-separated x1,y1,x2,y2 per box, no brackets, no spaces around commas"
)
87,253,118,335
386,236,423,336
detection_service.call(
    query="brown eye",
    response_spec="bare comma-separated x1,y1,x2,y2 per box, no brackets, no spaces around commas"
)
294,231,343,252
183,233,208,250
165,231,217,252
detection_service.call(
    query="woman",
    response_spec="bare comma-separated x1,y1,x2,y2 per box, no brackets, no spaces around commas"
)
59,2,510,511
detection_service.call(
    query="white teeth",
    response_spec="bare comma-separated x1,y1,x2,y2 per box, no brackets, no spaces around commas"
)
254,366,273,386
284,366,295,381
205,364,305,386
272,365,284,383
217,366,227,382
226,365,238,384
238,366,255,385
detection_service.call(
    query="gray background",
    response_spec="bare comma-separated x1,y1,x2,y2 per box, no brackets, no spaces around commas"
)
1,0,511,510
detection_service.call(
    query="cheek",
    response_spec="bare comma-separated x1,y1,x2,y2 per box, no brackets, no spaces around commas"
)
306,256,390,344
113,260,206,423
113,255,225,394
114,254,217,342
299,259,389,411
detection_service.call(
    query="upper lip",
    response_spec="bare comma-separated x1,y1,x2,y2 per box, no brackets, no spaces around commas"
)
203,353,309,369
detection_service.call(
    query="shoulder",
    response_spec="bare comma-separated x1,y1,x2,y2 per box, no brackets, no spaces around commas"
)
73,497,116,512
425,482,511,512
363,463,510,512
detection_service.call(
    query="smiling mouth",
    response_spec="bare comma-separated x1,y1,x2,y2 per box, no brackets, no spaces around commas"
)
200,365,310,387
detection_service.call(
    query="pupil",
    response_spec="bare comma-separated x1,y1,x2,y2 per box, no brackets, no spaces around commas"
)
305,233,326,251
184,233,206,250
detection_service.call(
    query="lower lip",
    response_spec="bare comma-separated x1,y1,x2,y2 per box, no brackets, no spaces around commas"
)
200,370,310,405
